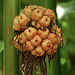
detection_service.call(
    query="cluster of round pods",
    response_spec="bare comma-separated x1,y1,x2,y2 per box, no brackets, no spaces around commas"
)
13,5,62,57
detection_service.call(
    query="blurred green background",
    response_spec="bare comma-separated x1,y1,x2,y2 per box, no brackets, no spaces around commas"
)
0,0,75,75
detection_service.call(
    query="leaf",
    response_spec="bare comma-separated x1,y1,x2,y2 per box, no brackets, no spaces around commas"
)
0,40,4,53
61,58,71,75
45,55,50,75
38,63,42,75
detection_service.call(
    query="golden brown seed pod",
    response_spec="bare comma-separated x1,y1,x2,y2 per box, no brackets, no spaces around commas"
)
56,38,62,46
39,16,51,27
13,5,62,57
45,9,53,18
56,28,61,34
32,21,41,28
13,16,21,31
52,44,58,54
24,27,37,40
41,39,52,51
53,44,58,52
31,9,43,21
31,45,45,56
14,42,22,50
18,13,30,27
48,33,58,44
57,33,61,38
25,41,34,51
51,25,58,32
38,28,49,39
30,35,42,47
14,38,22,51
45,9,56,20
19,33,27,44
52,12,56,20
38,6,46,14
23,6,33,18
52,20,56,26
31,50,36,56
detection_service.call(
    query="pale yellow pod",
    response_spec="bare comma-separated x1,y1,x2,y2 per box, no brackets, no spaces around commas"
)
23,6,33,18
19,33,27,44
30,35,42,47
32,21,41,28
25,41,34,51
48,33,58,44
38,28,49,39
41,39,52,51
13,16,21,31
31,9,43,21
19,13,30,27
24,27,37,40
39,16,51,27
31,45,45,56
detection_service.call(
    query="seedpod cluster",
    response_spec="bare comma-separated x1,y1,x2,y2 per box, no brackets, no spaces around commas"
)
13,5,62,75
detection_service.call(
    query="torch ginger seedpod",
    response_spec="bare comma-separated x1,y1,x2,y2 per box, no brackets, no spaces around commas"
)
13,5,63,75
13,5,63,58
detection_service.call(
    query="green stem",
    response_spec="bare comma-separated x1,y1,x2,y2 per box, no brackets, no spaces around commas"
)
3,0,21,75
0,0,3,40
45,55,50,75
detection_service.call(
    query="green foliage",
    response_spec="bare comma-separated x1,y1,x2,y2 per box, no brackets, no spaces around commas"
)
45,55,50,75
0,41,4,53
57,1,75,75
58,1,75,41
60,58,71,75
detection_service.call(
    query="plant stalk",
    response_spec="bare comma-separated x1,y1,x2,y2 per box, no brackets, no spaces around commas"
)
3,0,21,75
